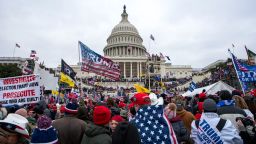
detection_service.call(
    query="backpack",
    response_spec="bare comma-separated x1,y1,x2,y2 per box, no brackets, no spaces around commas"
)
195,118,227,132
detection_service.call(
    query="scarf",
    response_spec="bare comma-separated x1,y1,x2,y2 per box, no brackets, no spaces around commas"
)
217,100,235,107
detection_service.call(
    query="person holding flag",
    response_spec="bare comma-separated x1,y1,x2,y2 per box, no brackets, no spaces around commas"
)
130,92,178,144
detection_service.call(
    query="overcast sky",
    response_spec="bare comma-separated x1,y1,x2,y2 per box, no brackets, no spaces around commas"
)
1,0,255,68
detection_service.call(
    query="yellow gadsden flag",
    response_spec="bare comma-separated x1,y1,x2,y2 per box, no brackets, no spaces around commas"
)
52,90,59,96
59,72,75,87
134,84,150,93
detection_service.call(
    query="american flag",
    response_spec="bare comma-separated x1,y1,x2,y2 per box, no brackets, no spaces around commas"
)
150,34,155,41
160,52,164,59
30,50,36,57
15,43,20,48
132,105,177,144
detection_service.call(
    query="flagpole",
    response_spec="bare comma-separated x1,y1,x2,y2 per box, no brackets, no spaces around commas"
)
78,41,83,97
228,50,246,95
13,44,16,57
148,37,151,91
149,71,151,91
232,44,235,55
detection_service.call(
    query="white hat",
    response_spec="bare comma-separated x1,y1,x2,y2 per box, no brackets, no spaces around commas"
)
0,113,29,138
149,93,164,105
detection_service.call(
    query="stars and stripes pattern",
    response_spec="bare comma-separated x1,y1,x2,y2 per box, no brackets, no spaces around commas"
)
133,105,177,144
79,41,120,80
230,51,248,71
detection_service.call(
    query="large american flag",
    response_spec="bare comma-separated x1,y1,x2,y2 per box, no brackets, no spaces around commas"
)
79,41,120,80
132,105,177,144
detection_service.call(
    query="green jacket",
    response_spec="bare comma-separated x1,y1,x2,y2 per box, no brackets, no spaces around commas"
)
81,123,111,144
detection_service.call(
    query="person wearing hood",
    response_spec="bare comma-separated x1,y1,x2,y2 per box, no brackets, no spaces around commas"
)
52,99,86,144
81,105,112,144
165,103,190,143
176,100,195,132
191,99,243,144
217,90,247,130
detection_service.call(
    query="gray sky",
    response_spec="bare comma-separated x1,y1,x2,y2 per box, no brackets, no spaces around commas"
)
1,0,255,68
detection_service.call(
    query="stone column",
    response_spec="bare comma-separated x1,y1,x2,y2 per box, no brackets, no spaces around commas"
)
137,62,139,78
124,62,126,78
139,62,142,77
130,62,132,78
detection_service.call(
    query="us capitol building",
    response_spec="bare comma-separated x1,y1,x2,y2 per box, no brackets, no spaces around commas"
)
71,6,192,80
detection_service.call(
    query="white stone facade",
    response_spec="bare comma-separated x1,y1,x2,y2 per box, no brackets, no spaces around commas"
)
56,6,193,80
0,57,30,70
165,63,192,79
103,6,148,79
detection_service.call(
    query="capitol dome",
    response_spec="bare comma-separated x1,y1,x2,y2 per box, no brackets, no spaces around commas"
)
104,5,147,57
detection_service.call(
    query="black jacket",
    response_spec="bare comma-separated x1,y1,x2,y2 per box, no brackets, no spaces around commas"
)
170,116,190,143
81,123,111,144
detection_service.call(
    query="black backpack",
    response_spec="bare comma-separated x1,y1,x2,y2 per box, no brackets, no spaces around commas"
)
195,118,227,132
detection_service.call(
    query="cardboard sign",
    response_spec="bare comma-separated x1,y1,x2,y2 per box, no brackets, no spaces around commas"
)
0,75,40,106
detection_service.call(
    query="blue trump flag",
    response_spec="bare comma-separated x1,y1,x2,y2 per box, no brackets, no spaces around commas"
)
188,81,197,92
229,50,256,92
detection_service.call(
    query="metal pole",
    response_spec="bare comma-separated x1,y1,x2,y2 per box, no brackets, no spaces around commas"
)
228,50,246,95
78,42,83,97
13,44,16,57
149,69,151,90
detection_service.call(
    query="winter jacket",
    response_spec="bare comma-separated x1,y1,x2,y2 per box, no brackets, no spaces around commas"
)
170,116,190,143
112,122,141,144
217,105,247,130
52,116,86,144
191,113,243,144
176,109,196,132
81,123,112,144
194,102,204,120
243,109,254,119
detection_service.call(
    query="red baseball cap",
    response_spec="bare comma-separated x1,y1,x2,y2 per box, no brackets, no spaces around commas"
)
130,93,151,106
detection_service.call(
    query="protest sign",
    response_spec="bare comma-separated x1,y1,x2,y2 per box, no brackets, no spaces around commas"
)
0,75,40,106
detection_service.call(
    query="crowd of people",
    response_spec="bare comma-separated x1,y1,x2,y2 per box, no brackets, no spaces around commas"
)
1,87,256,144
195,62,248,90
